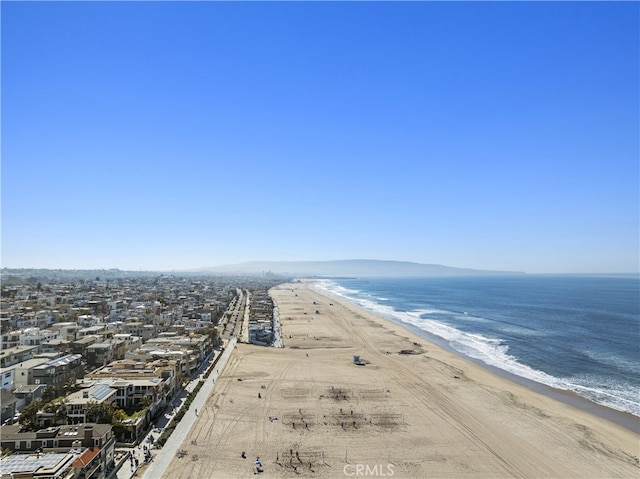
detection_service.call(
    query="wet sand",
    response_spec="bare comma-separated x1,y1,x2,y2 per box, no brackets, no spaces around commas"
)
161,281,639,478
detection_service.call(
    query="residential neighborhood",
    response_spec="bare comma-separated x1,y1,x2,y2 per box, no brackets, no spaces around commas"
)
0,270,285,479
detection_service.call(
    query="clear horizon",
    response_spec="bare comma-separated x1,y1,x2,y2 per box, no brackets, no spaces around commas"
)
2,259,639,278
2,2,638,275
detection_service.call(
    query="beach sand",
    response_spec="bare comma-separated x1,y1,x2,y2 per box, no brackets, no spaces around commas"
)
161,281,639,478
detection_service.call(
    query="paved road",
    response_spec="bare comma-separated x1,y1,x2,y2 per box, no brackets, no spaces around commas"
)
141,337,238,479
220,290,246,340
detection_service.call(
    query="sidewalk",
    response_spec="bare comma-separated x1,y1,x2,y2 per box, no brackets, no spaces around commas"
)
114,448,145,479
108,347,226,479
240,291,250,343
141,337,238,479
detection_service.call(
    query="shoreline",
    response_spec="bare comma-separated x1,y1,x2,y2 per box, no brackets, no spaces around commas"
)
310,280,640,433
160,281,639,478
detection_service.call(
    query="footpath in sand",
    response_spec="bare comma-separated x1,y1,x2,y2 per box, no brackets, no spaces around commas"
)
161,282,639,479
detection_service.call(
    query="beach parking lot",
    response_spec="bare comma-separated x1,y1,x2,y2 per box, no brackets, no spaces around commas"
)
160,282,639,479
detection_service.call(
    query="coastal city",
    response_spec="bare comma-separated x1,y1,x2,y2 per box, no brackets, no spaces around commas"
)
3,2,638,478
1,268,638,479
0,269,286,479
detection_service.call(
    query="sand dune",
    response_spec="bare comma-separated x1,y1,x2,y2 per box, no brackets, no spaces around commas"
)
161,281,639,478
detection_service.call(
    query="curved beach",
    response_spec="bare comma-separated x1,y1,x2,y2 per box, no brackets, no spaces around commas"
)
161,281,639,478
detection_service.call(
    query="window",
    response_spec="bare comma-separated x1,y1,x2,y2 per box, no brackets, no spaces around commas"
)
15,441,20,449
35,379,40,384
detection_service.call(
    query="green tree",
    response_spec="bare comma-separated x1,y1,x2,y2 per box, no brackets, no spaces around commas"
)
42,397,68,425
18,399,43,431
140,395,153,412
86,401,125,425
1,447,14,457
41,386,58,403
62,379,77,396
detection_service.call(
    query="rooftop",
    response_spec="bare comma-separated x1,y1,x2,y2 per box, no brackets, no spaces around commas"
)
72,447,101,468
0,452,75,475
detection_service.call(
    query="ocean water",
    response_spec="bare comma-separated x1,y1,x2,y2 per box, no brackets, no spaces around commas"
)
315,275,640,417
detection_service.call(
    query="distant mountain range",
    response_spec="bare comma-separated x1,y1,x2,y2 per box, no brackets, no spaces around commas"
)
198,260,524,277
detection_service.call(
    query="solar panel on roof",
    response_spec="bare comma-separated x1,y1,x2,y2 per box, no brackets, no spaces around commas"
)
91,385,114,401
0,453,71,473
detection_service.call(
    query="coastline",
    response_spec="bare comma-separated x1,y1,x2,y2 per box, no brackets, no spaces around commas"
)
161,281,639,478
315,281,640,433
312,279,640,433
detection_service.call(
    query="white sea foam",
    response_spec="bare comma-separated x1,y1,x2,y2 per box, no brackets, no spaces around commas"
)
399,313,565,387
567,373,640,416
317,281,547,380
581,348,640,376
315,280,361,298
314,280,640,416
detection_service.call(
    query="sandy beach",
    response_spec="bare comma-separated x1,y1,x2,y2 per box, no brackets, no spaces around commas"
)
161,281,639,478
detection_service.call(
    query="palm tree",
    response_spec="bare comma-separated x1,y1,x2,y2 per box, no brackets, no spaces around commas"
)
18,399,43,431
41,386,59,403
62,379,77,396
42,397,67,426
85,400,125,424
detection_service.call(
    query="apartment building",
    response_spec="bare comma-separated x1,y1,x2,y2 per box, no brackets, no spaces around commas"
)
0,423,115,479
0,452,76,479
112,334,142,352
11,358,49,387
0,330,21,350
50,322,82,342
40,339,71,355
31,354,84,391
0,345,39,368
66,384,117,424
85,358,179,414
1,423,114,455
77,325,106,339
0,366,15,390
20,328,58,347
85,340,126,370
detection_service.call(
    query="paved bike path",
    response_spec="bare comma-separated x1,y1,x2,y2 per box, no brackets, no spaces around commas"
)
141,337,238,479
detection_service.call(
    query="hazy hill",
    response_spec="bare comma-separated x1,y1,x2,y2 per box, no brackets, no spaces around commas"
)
199,260,523,277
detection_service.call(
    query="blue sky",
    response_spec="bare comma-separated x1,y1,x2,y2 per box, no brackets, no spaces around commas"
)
2,1,638,273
